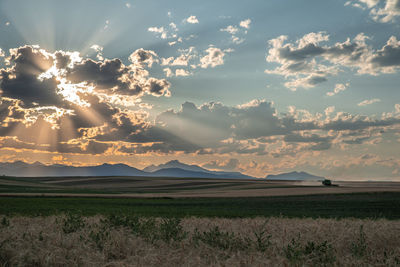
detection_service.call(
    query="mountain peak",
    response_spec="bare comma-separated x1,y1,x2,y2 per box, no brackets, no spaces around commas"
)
166,160,181,164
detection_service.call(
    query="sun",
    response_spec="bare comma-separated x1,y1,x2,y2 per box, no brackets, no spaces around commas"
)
36,52,93,107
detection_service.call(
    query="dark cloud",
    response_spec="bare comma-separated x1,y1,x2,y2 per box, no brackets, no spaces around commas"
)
0,46,62,107
66,56,170,97
370,36,400,67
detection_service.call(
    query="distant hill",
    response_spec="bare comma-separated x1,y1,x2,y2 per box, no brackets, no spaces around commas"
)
147,167,254,179
0,161,146,177
0,160,324,181
143,160,208,173
0,160,254,179
266,171,325,181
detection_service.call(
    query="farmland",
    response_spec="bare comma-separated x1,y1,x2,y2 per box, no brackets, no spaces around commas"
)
1,215,399,266
1,176,400,266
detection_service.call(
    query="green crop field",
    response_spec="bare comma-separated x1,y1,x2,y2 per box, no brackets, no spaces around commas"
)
1,192,400,219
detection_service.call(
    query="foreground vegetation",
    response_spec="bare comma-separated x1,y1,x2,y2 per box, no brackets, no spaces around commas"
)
1,215,399,266
1,192,400,219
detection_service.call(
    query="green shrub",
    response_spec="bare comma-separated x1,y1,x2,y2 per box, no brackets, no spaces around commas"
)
62,213,85,234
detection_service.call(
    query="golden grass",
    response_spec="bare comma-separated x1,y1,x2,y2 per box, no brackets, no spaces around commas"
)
1,216,399,266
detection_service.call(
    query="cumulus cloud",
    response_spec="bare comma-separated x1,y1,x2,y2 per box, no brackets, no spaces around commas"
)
220,25,239,35
265,32,400,90
347,0,400,23
239,19,251,29
200,47,225,68
161,47,197,67
148,27,167,39
358,98,381,106
186,15,199,24
175,69,191,76
129,48,158,68
220,19,251,44
395,103,400,113
0,45,173,154
327,83,349,96
90,44,104,60
1,46,400,158
202,158,240,171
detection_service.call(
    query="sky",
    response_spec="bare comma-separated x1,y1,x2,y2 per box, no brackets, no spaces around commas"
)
0,0,399,180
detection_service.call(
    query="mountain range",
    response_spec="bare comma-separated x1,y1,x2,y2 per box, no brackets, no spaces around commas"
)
0,160,325,180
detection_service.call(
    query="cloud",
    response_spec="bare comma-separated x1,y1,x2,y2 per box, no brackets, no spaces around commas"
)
395,103,400,113
161,47,197,67
148,26,168,39
265,32,400,90
327,83,349,96
200,47,225,68
220,25,239,35
90,44,104,60
0,45,173,154
0,46,63,107
220,19,251,44
163,68,173,77
129,48,158,68
1,46,400,158
202,158,240,171
347,0,400,23
358,98,381,106
175,69,191,77
239,19,251,29
186,15,199,24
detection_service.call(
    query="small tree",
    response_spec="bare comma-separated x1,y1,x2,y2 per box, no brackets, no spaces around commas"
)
322,179,332,186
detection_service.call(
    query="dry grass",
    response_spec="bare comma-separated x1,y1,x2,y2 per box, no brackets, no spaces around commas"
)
1,215,399,266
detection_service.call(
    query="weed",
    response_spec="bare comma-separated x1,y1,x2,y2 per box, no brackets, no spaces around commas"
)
251,223,272,252
284,237,336,266
304,240,336,265
38,231,44,241
193,226,248,251
159,218,187,243
104,214,133,228
134,217,158,242
1,217,9,227
62,213,85,234
351,225,367,258
89,225,110,251
284,237,303,265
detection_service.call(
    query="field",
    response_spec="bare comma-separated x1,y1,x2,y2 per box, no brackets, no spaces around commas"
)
1,215,399,266
0,193,400,219
1,175,400,197
1,176,400,266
